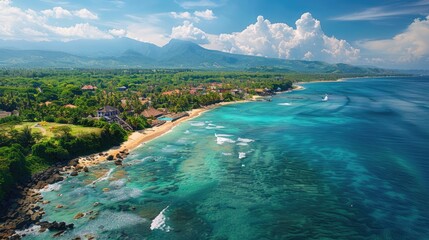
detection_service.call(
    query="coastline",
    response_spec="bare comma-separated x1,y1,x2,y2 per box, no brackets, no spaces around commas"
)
0,100,249,239
78,100,248,168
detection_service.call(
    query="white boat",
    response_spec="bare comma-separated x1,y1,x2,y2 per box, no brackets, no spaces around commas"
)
322,94,329,101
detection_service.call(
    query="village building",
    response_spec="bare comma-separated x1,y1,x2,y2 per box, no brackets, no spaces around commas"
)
0,110,12,119
117,86,127,91
97,106,120,118
81,85,97,91
64,104,77,108
142,107,164,118
162,89,180,96
139,97,149,106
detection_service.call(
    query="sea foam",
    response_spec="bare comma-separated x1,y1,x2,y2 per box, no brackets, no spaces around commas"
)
151,206,172,232
190,121,205,127
88,168,114,186
39,182,62,193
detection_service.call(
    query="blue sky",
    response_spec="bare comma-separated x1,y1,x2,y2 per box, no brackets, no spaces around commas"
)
2,0,429,69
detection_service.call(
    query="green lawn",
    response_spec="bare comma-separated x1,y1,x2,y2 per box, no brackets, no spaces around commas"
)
13,122,101,138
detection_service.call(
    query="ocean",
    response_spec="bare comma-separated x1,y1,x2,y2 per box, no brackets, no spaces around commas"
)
22,76,429,239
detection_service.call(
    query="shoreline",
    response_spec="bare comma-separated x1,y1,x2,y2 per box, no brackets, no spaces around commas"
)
78,100,248,168
0,100,249,239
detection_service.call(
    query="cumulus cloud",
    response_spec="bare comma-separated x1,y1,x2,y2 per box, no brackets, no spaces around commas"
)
46,23,112,39
0,0,114,41
73,8,98,20
361,15,429,67
42,7,98,20
200,13,360,63
171,11,191,20
171,9,216,22
41,6,72,18
171,21,209,44
194,9,216,20
109,28,127,37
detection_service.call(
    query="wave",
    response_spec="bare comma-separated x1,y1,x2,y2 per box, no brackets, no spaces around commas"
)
190,121,205,127
278,102,292,106
222,152,232,156
39,182,62,193
151,205,172,232
237,137,254,143
236,142,248,146
88,168,114,186
239,152,246,159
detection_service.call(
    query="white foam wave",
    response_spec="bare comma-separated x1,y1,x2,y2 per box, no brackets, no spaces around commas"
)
215,133,233,137
222,152,232,156
15,225,41,237
237,137,254,143
184,130,190,134
105,187,142,202
216,137,236,145
151,206,172,232
190,121,205,127
109,178,127,189
278,102,292,106
239,152,246,159
236,142,248,146
39,182,62,193
88,168,114,186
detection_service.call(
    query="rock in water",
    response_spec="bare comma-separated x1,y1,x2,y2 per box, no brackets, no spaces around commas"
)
74,212,84,219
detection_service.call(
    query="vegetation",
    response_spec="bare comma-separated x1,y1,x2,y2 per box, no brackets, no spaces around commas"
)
0,68,382,203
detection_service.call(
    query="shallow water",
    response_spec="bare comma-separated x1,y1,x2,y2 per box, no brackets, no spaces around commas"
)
24,77,429,239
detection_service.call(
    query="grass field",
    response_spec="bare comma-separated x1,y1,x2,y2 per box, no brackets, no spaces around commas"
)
13,122,101,138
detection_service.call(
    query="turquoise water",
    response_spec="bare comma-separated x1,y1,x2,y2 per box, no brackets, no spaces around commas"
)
23,77,429,239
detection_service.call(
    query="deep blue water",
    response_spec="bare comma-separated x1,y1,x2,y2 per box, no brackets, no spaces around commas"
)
23,77,429,239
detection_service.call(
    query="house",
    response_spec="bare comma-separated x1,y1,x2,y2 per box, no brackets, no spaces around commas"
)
142,107,164,118
81,85,97,91
97,106,120,118
64,104,77,108
162,89,180,96
117,86,127,91
139,97,149,106
0,110,12,119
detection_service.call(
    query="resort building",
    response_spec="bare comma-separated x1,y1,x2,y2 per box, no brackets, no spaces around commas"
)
0,110,12,119
81,85,97,91
64,104,77,108
117,86,127,91
97,106,120,118
142,107,164,118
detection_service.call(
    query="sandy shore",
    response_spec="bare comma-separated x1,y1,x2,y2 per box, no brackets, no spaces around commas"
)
78,101,247,167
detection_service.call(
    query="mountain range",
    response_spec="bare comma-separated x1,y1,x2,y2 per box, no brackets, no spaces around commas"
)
0,38,390,73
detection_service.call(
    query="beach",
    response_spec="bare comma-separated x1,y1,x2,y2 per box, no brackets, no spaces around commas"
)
78,100,248,168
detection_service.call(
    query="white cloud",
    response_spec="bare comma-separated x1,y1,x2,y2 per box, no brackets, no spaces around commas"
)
361,16,429,67
332,1,429,21
41,6,72,18
201,13,359,63
0,1,113,41
109,28,127,37
46,23,112,40
171,11,197,21
194,9,216,20
42,7,98,20
125,24,170,46
73,8,98,20
171,20,209,44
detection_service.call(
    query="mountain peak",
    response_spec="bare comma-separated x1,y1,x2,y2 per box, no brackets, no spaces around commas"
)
163,39,202,49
